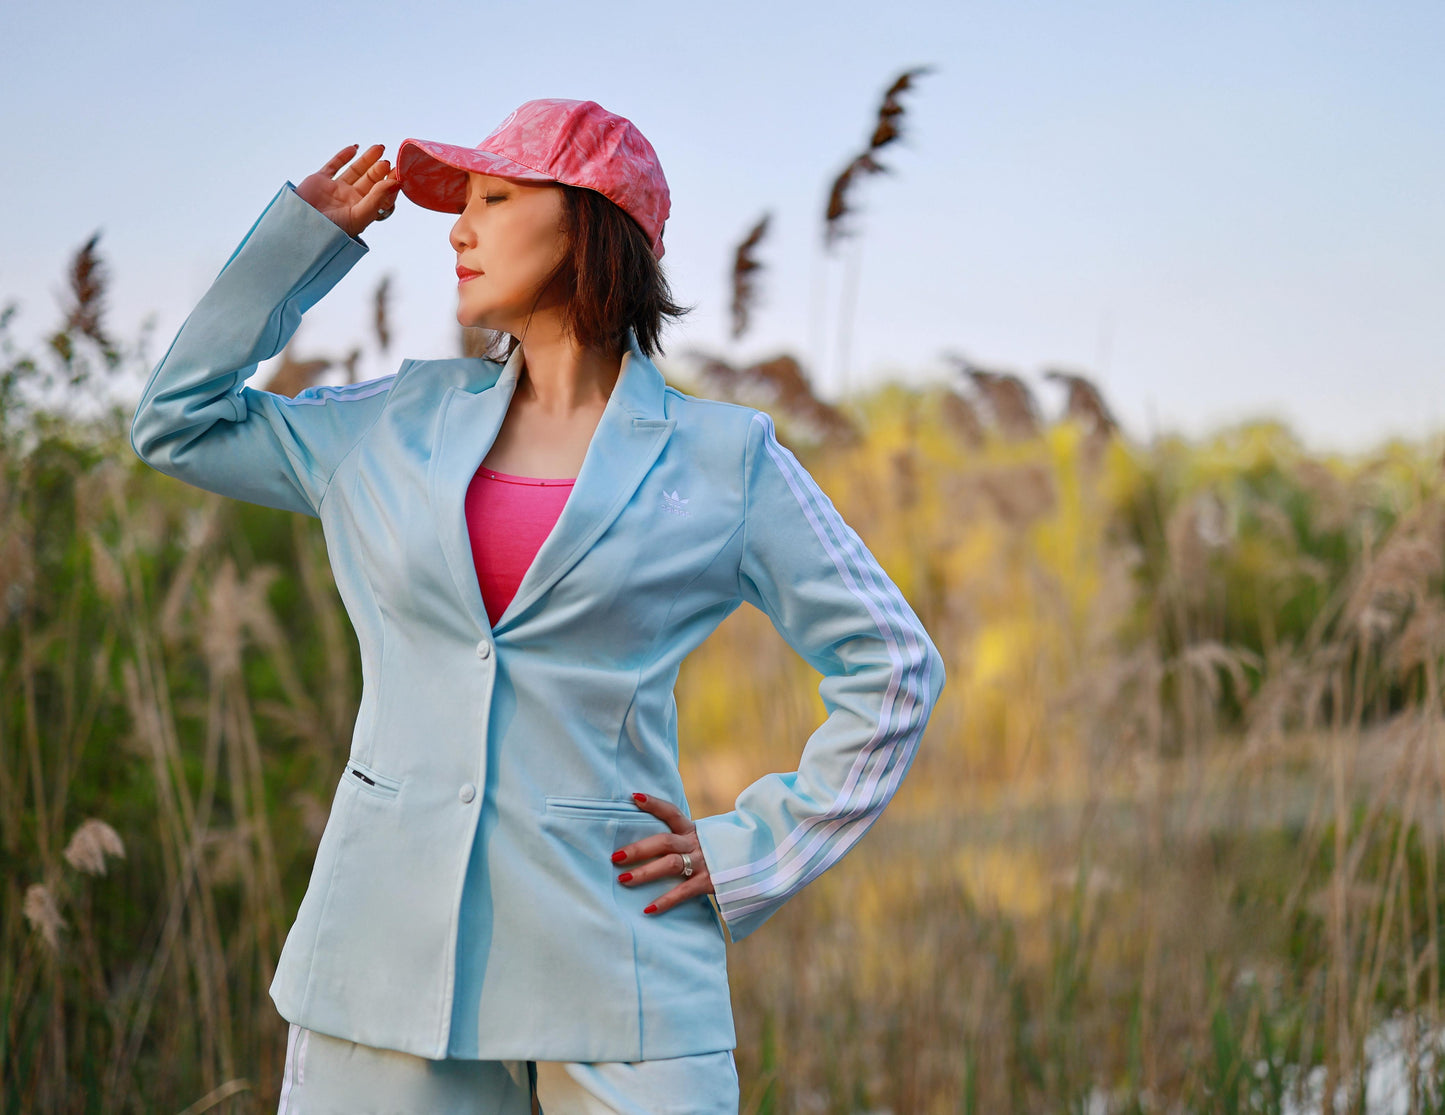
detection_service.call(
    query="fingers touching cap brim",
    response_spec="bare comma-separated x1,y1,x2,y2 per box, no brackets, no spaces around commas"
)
396,139,556,213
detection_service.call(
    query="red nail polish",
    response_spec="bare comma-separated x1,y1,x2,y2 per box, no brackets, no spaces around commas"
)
643,903,657,914
618,872,633,883
611,851,626,863
632,793,647,803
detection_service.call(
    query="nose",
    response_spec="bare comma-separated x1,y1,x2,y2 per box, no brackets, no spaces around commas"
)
449,211,473,254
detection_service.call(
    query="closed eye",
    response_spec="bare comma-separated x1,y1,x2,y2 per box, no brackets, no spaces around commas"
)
485,195,506,204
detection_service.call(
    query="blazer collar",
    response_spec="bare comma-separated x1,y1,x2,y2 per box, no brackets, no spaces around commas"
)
428,327,675,637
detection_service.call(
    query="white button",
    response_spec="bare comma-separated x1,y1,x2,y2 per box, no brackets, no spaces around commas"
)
476,640,492,659
458,783,476,803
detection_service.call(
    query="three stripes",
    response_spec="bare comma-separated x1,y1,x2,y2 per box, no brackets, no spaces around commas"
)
709,412,937,926
286,374,397,407
276,1022,309,1113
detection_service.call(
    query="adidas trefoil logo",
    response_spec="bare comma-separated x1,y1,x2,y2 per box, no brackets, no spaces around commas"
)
661,488,691,517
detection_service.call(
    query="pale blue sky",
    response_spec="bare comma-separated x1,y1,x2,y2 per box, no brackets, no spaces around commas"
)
2,0,1441,451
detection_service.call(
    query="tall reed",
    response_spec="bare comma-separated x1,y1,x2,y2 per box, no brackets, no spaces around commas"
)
7,256,1445,1113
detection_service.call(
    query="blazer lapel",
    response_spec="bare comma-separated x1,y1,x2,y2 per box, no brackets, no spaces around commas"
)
428,344,521,636
428,328,675,638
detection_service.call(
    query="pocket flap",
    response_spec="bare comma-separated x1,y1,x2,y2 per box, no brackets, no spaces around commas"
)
344,757,403,799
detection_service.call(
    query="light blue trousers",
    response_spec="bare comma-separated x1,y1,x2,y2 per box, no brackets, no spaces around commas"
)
276,1023,740,1114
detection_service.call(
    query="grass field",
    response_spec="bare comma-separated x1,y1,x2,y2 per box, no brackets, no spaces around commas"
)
7,299,1445,1112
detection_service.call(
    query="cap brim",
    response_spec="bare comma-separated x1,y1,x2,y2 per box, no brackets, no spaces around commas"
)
396,139,556,213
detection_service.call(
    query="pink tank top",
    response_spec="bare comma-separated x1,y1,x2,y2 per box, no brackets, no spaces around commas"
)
464,466,575,628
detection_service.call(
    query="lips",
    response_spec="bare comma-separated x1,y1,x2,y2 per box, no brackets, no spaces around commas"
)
456,264,483,282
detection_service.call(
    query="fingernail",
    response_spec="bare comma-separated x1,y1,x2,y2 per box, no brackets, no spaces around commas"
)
632,793,647,803
643,904,657,914
611,851,626,863
618,872,633,883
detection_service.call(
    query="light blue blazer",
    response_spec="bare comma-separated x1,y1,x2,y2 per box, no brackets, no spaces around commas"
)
129,183,947,1062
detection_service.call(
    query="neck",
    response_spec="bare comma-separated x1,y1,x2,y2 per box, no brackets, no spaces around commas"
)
512,320,622,415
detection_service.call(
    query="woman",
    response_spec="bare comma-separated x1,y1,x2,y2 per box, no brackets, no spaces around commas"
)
130,98,946,1114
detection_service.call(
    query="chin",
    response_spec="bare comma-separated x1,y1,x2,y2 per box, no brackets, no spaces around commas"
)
457,307,493,331
457,299,507,333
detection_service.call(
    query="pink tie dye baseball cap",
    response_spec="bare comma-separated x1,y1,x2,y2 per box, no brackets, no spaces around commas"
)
397,98,671,260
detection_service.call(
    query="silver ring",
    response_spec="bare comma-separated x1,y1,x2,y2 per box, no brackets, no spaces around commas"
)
375,206,394,221
679,852,694,878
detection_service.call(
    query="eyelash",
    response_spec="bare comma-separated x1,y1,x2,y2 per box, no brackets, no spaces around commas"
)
484,195,505,204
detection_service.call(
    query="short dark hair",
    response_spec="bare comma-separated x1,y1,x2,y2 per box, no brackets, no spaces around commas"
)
468,183,692,363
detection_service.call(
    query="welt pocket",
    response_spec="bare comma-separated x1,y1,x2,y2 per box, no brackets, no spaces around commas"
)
543,795,653,822
344,757,403,800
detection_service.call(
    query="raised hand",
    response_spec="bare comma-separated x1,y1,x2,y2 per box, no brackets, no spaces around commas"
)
295,143,402,240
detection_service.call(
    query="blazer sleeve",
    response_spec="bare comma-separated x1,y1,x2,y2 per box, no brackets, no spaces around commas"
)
129,182,395,518
692,409,947,943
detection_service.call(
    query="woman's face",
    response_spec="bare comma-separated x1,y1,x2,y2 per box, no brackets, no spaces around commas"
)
449,171,569,334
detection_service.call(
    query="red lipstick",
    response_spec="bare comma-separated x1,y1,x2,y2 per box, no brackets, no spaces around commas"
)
457,264,482,283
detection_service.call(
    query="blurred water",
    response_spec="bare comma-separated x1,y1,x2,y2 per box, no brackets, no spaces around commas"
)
1076,1013,1445,1115
1280,1015,1445,1115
